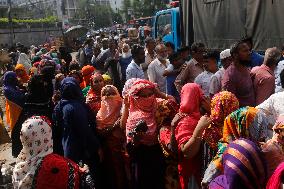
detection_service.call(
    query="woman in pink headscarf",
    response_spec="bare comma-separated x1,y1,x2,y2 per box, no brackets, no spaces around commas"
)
123,79,172,189
173,83,212,189
266,162,284,189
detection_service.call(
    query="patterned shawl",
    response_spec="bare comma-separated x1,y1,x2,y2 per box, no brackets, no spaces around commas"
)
213,106,268,170
203,91,239,149
13,116,53,189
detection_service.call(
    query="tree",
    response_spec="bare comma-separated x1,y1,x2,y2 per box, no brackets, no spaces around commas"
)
122,0,132,22
122,0,167,21
75,0,121,29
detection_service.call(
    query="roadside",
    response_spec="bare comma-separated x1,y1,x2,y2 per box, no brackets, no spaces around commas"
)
0,90,15,189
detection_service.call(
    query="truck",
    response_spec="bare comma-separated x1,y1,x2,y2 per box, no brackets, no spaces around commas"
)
153,0,284,51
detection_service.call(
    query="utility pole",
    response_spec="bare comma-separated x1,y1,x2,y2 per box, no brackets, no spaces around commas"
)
7,0,13,47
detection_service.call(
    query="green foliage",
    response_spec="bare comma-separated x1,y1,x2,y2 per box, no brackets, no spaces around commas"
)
0,16,58,23
75,0,122,29
122,0,167,21
122,0,132,21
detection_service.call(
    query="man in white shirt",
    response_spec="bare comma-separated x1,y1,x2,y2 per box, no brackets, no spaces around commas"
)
257,66,284,122
126,45,145,80
148,44,170,93
195,51,219,97
209,49,232,97
141,37,156,79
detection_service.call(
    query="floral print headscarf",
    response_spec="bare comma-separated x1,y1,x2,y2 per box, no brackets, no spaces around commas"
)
203,91,239,149
13,116,53,189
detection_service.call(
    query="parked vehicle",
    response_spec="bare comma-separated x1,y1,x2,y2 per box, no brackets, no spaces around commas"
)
153,0,284,51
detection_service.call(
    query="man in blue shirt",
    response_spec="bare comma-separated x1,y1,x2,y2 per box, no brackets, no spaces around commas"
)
242,37,264,67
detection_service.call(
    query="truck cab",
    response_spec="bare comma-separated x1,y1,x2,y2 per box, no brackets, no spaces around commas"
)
153,7,180,50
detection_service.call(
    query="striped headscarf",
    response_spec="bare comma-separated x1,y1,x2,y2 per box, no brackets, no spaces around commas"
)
214,106,268,170
209,138,266,189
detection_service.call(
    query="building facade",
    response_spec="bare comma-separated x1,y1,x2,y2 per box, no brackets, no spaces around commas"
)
0,0,8,7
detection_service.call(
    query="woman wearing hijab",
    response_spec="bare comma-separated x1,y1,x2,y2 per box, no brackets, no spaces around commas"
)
86,72,105,115
80,65,95,89
96,85,127,189
53,77,100,179
202,91,239,172
3,71,25,130
173,83,212,189
11,74,52,157
123,79,167,189
209,138,266,189
262,115,284,178
12,116,81,189
202,106,269,187
15,64,30,85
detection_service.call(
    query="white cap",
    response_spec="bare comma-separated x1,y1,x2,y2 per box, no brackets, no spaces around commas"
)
220,49,231,60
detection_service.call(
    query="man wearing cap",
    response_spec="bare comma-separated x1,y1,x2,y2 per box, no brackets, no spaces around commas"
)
209,49,232,97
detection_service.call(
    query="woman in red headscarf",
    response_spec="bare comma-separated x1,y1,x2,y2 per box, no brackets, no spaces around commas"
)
173,83,212,189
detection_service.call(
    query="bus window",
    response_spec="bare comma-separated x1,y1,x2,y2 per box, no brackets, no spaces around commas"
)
156,13,172,39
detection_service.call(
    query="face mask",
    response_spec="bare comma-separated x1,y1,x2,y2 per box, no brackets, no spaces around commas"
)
133,95,155,112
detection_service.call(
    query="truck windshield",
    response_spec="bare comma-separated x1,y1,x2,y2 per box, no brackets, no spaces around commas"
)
156,13,172,39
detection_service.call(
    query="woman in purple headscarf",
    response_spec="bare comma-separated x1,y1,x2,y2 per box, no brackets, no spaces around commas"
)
209,138,266,189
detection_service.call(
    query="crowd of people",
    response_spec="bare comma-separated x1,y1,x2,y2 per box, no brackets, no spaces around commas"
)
2,34,284,189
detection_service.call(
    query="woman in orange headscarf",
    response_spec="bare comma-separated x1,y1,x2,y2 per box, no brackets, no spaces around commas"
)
80,65,95,89
96,85,127,189
86,72,105,114
15,64,30,84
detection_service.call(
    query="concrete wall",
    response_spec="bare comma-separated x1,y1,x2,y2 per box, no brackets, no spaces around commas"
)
0,26,63,47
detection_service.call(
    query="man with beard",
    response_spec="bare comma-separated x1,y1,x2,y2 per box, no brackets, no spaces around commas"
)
141,37,156,79
148,44,170,93
119,43,132,84
222,41,255,107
